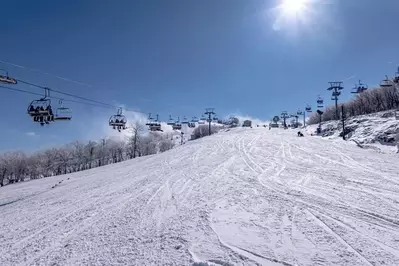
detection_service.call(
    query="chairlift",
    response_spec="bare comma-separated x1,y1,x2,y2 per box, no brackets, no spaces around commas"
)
54,100,72,120
173,117,182,130
167,115,175,126
151,114,163,131
305,104,312,112
27,88,54,126
146,113,162,131
351,80,368,94
380,75,394,88
317,96,324,108
191,116,199,123
0,69,17,85
181,116,189,124
109,108,127,132
146,113,154,126
199,115,206,124
297,110,303,115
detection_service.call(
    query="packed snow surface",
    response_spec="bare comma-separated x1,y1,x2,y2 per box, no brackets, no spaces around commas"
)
1,128,399,266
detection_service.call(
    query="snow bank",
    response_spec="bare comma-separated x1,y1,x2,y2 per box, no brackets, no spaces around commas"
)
306,110,399,153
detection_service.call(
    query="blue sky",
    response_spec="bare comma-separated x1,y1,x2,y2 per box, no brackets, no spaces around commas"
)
1,0,399,151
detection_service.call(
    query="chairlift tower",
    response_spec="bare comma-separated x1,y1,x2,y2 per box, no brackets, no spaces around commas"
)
280,111,289,128
204,108,216,136
327,81,344,119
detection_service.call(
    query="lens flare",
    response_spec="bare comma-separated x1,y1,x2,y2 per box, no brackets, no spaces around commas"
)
281,0,309,16
270,0,318,32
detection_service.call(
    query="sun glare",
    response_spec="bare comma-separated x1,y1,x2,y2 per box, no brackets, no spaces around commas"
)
281,0,308,16
269,0,320,32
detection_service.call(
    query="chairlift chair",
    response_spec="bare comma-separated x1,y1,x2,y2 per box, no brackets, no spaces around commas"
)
351,80,368,94
173,123,182,130
146,113,154,126
149,123,162,131
167,115,175,126
148,114,162,131
172,117,182,130
27,88,55,125
317,96,324,108
0,69,17,85
191,116,199,123
380,75,394,88
181,116,189,124
305,105,312,112
27,98,52,117
54,100,72,120
109,108,127,132
199,115,206,124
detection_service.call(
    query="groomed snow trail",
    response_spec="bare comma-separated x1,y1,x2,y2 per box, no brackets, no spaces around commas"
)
1,128,399,266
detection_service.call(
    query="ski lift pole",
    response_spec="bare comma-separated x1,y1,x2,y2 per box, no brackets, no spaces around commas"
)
342,104,346,140
204,108,215,136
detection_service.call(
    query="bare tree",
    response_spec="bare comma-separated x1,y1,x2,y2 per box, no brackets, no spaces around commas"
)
85,141,97,169
0,121,180,188
127,122,144,159
308,85,399,124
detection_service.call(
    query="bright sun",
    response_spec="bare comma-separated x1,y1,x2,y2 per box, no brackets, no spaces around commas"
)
280,0,309,16
270,0,316,31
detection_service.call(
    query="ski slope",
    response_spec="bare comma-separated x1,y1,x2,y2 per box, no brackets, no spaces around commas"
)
1,128,399,266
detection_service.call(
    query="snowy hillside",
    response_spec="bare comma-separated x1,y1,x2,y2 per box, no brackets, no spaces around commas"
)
1,128,399,265
306,110,399,153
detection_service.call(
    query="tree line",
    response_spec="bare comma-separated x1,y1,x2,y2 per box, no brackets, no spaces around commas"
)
308,86,399,124
0,123,175,187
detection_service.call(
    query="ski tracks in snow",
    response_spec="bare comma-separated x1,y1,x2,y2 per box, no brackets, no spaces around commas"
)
2,128,399,265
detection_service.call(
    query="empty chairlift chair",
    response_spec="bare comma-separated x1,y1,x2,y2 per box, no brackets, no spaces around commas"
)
191,116,199,123
167,115,176,126
54,100,72,120
181,116,189,125
380,75,394,88
198,115,206,124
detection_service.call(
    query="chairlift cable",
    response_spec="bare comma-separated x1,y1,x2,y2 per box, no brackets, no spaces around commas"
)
0,85,119,109
14,78,148,114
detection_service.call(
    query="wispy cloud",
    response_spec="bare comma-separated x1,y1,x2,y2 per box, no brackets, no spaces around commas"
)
26,132,38,137
343,74,356,81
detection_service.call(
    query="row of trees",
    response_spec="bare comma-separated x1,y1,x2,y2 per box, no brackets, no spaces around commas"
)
0,123,175,187
308,86,399,124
